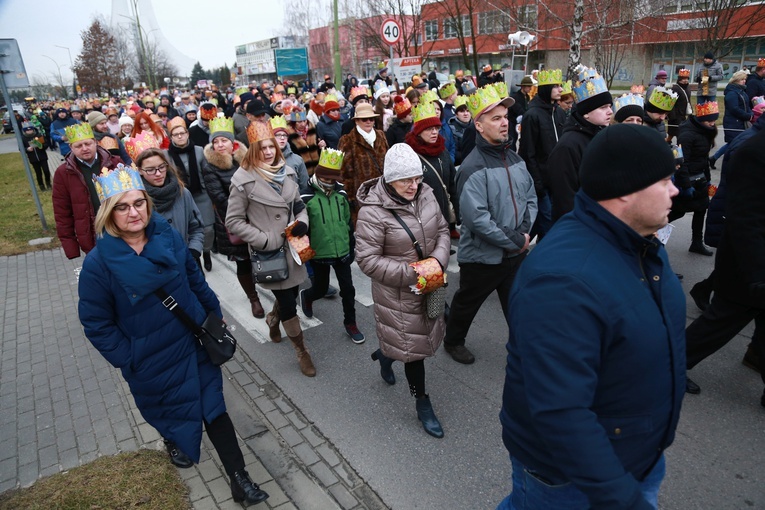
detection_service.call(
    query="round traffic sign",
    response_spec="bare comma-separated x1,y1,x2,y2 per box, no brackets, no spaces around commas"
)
381,19,401,45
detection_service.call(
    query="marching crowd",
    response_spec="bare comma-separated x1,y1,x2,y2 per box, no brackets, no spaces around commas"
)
14,53,765,508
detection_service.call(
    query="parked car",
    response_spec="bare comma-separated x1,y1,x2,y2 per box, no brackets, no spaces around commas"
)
2,112,12,134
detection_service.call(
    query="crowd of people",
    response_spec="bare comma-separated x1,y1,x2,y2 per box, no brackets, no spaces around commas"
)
15,53,765,509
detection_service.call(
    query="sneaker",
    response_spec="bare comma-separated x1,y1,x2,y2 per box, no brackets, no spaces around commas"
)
444,344,475,364
345,323,365,344
300,289,313,318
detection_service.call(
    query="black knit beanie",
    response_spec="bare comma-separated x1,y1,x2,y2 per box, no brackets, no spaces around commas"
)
575,91,613,116
614,104,645,123
580,124,675,200
537,84,554,103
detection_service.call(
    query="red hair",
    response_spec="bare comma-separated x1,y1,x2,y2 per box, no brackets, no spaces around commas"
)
131,112,169,149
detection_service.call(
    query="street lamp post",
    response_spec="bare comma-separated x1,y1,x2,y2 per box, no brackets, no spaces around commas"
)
41,54,67,98
55,45,76,97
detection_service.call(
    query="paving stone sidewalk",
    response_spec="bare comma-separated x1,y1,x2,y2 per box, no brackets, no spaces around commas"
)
0,249,387,509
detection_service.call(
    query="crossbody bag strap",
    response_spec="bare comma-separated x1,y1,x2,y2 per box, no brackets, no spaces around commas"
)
154,287,205,342
390,210,425,260
418,154,448,194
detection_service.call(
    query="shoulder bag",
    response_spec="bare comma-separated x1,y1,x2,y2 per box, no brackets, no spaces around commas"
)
418,155,457,224
250,195,295,284
390,210,447,319
155,288,236,366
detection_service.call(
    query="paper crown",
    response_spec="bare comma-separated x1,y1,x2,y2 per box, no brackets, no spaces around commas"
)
538,69,563,86
439,82,457,99
124,131,160,161
166,116,186,133
286,86,297,95
64,123,94,144
467,85,506,119
288,109,307,122
324,94,339,104
613,93,645,113
648,86,678,111
246,121,275,144
374,80,388,94
269,115,288,132
492,81,509,99
630,84,646,95
93,163,146,203
758,58,765,68
752,96,765,107
461,80,477,95
98,136,119,151
561,80,573,95
349,86,369,103
281,101,295,117
209,117,234,136
318,148,344,170
199,103,218,120
393,96,412,116
454,95,469,110
412,101,439,124
696,101,719,118
572,65,609,102
678,68,691,78
235,86,249,96
419,89,439,105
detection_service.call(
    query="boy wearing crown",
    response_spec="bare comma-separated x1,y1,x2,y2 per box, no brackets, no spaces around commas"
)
51,123,124,259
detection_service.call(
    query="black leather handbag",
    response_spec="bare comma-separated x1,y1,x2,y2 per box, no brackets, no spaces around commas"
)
251,246,289,283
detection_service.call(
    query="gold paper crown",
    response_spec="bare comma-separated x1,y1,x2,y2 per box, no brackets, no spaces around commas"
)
93,163,145,203
246,121,275,145
411,101,439,124
467,85,505,119
758,58,765,68
418,89,439,105
166,117,186,134
209,117,234,136
439,82,457,99
199,103,218,120
269,115,288,132
349,86,369,102
318,148,344,170
492,82,509,99
613,93,644,112
64,123,94,144
124,131,160,161
630,84,646,95
98,137,119,151
648,86,678,112
454,95,469,110
696,101,719,117
537,69,563,86
324,94,339,104
678,68,691,78
561,80,573,95
572,65,609,102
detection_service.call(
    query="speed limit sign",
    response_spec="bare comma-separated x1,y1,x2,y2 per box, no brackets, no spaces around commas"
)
381,19,401,45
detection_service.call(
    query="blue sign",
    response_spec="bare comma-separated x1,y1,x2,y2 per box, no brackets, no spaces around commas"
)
274,48,309,77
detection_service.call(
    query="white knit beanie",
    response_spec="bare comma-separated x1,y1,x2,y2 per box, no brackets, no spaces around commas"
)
118,114,134,127
383,143,423,183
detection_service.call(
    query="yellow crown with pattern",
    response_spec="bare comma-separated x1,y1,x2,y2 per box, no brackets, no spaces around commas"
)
677,68,691,78
318,147,344,170
269,115,288,132
209,117,234,136
613,93,644,112
561,80,573,95
648,86,678,112
537,68,563,86
572,65,609,102
411,101,439,124
64,123,94,144
454,95,469,110
696,101,719,118
246,120,275,145
492,81,509,99
124,131,160,161
419,89,439,105
439,82,457,99
93,163,145,203
235,86,249,96
467,85,505,119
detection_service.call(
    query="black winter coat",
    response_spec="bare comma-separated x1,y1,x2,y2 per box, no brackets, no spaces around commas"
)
385,118,412,147
547,112,605,222
413,148,459,224
675,117,716,189
518,96,566,196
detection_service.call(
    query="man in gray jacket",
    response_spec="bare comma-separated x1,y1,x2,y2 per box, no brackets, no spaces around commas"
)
695,52,724,105
443,87,538,364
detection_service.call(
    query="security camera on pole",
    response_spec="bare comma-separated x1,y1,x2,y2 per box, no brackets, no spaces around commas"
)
381,18,401,86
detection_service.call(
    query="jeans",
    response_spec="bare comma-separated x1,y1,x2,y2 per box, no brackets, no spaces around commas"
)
496,455,665,510
304,258,356,324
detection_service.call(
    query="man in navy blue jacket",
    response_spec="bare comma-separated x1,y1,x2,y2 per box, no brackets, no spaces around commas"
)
499,124,686,510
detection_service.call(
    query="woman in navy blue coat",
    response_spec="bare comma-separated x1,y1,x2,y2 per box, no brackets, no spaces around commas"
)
723,72,753,143
77,166,268,506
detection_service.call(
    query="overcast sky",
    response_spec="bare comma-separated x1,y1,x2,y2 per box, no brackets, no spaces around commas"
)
0,0,286,87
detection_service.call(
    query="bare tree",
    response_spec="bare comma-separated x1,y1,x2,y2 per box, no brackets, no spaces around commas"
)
427,0,484,74
30,76,54,100
346,0,428,59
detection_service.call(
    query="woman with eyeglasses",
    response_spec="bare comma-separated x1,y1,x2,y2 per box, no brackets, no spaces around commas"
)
337,102,389,224
166,117,216,272
355,143,451,438
77,165,270,506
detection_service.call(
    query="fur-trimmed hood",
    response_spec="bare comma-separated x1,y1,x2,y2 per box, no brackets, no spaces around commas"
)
203,143,247,170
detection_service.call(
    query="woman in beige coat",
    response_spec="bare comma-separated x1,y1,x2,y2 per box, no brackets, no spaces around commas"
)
355,143,451,438
226,122,315,377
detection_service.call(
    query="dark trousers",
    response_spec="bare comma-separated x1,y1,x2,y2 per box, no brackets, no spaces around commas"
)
444,254,526,347
404,359,425,397
204,412,245,478
273,286,299,321
669,190,708,240
31,160,51,189
304,259,356,324
686,294,765,385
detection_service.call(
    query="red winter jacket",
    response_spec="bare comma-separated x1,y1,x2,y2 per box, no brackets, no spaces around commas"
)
52,146,123,259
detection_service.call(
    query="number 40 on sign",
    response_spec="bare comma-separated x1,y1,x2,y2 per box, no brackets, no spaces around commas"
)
381,19,401,45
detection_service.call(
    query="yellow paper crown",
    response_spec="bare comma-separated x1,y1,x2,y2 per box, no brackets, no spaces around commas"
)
492,81,509,99
467,85,504,119
538,69,563,86
696,101,719,117
93,163,145,203
418,89,439,105
561,80,573,95
246,121,275,145
209,117,234,136
124,131,160,161
64,123,94,144
324,94,339,104
235,86,249,96
439,82,457,99
454,95,469,110
318,148,344,170
412,101,439,124
269,115,288,132
648,86,678,112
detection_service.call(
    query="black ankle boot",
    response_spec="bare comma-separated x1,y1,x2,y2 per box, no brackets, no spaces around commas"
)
164,439,193,469
689,240,713,256
416,396,444,438
203,251,213,271
689,280,712,311
371,349,395,385
231,469,269,505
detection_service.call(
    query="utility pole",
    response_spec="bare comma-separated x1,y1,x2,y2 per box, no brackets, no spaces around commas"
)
130,0,154,91
333,0,341,87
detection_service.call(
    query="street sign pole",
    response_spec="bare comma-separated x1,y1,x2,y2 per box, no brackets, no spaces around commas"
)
381,19,402,90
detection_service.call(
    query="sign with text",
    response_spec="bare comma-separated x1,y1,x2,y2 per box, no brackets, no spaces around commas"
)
382,56,422,82
381,19,402,45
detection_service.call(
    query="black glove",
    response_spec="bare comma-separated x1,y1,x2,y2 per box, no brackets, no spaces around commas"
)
340,249,355,264
190,249,202,270
749,282,765,298
291,221,309,237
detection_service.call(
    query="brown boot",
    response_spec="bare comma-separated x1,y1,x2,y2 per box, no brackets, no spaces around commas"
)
236,274,265,318
265,302,282,343
282,317,316,377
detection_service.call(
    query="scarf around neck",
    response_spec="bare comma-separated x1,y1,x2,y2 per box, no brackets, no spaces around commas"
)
142,169,181,213
405,131,445,157
254,159,288,191
169,142,202,194
356,125,377,147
